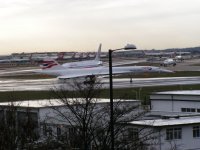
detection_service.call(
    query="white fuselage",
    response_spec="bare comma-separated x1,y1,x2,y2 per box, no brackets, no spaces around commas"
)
175,55,184,62
62,60,102,68
162,58,176,66
40,66,172,79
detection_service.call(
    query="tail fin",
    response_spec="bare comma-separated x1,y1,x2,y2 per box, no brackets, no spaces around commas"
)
94,43,102,61
40,58,65,70
29,53,32,61
142,50,146,57
57,52,65,60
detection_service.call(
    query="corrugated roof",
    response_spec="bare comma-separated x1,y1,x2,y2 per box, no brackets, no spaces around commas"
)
129,116,200,127
0,99,139,108
154,90,200,96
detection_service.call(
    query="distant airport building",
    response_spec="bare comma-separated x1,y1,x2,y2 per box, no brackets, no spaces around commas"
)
111,50,145,58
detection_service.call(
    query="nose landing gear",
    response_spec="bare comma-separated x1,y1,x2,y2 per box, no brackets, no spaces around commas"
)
130,77,133,83
84,75,96,85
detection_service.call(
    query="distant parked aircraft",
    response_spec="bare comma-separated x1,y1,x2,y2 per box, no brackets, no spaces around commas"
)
175,55,184,62
174,50,184,62
160,58,176,67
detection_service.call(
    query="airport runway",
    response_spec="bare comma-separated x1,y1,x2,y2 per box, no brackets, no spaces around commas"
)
0,76,200,91
0,58,199,91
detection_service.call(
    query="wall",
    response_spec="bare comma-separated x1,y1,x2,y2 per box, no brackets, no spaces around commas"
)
151,94,200,112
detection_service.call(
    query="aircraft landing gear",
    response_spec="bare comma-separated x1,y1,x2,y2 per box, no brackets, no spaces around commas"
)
84,75,96,85
130,77,133,83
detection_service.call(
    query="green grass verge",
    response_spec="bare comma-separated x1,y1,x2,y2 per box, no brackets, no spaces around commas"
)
0,74,55,79
97,84,200,105
190,64,200,66
115,71,200,78
0,84,200,103
0,91,53,102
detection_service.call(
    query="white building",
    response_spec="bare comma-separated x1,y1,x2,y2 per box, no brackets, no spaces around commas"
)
128,114,200,150
125,90,200,150
3,90,200,149
150,90,200,113
0,99,141,141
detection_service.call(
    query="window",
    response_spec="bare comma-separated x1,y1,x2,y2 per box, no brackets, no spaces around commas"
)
186,108,191,112
0,110,5,124
127,128,139,140
69,127,77,137
197,109,200,113
166,128,182,140
181,108,186,112
123,128,139,142
43,124,47,136
43,124,53,136
47,127,52,136
193,126,200,138
181,108,196,112
57,127,61,137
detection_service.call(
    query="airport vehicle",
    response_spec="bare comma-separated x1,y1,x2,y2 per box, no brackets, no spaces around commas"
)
38,59,173,81
62,44,102,68
160,58,176,67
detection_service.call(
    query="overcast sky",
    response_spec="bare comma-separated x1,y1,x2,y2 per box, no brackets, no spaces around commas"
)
0,0,200,54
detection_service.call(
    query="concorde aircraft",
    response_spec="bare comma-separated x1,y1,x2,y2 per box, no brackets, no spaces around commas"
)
37,59,173,82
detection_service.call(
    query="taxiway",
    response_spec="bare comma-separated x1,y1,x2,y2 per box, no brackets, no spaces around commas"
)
0,76,200,91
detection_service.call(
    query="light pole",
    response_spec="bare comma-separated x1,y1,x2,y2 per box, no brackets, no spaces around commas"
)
109,44,136,150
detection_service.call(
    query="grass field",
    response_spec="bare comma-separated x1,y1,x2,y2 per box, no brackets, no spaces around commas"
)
0,84,200,103
115,71,200,78
0,74,55,79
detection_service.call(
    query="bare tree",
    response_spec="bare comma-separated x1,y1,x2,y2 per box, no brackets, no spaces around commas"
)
0,93,39,150
44,78,158,150
168,140,182,150
0,102,19,150
47,79,104,150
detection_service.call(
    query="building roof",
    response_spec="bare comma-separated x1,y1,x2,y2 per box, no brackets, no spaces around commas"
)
0,99,140,108
129,116,200,127
153,90,200,96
